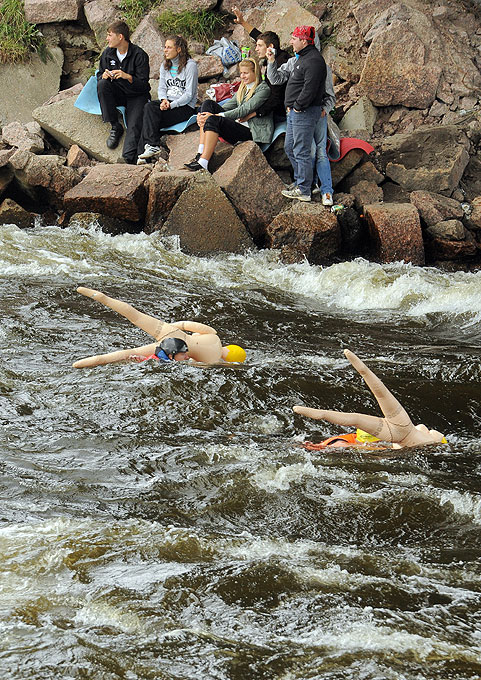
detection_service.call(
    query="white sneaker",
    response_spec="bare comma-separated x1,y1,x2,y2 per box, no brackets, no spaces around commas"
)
281,186,311,202
136,157,147,165
322,192,333,206
138,144,160,160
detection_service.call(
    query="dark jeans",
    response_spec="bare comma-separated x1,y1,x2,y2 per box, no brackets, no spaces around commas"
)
137,101,195,154
200,100,252,145
97,78,149,164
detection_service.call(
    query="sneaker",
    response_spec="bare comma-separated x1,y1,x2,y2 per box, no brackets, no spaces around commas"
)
312,183,321,195
184,160,207,172
136,157,147,165
184,154,201,170
322,192,333,206
138,144,161,160
281,186,311,202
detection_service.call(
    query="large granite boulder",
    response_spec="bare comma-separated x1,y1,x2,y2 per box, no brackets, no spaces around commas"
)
425,233,477,261
2,121,44,153
426,220,465,241
83,0,120,47
166,130,233,172
331,149,367,189
213,141,287,245
160,172,253,255
24,0,81,23
359,7,443,109
365,202,424,265
131,14,164,79
257,0,321,50
9,149,82,209
68,212,138,234
409,190,464,227
33,97,123,164
466,196,481,230
63,164,151,220
146,168,193,230
193,55,224,81
266,203,340,264
380,125,470,196
339,96,377,133
0,198,38,228
0,48,64,127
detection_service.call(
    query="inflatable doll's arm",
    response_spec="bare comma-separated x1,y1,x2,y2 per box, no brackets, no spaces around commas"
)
171,321,218,335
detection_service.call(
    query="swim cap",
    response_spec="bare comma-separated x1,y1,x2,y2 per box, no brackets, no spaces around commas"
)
292,26,316,43
356,429,380,443
158,337,189,358
224,344,246,363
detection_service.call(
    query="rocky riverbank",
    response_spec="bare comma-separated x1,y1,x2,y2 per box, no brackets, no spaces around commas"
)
1,0,481,267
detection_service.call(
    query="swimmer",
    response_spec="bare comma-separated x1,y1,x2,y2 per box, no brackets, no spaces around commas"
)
73,287,246,367
294,349,446,449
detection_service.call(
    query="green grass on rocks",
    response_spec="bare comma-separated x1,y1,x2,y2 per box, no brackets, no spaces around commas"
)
0,0,46,63
156,9,225,45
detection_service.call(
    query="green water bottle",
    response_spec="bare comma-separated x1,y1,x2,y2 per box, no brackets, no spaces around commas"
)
241,46,250,59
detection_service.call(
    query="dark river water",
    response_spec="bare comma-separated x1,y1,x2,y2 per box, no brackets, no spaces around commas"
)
1,222,480,680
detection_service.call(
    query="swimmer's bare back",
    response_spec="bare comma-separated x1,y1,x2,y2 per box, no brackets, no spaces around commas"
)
73,288,226,367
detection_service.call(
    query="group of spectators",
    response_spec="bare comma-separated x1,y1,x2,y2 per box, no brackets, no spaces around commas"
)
96,12,335,206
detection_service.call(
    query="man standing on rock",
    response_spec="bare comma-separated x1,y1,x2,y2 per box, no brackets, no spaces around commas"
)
267,26,326,202
97,20,150,164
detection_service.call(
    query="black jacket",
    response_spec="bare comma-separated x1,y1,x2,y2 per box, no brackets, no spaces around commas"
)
97,42,150,97
284,44,326,111
249,28,289,117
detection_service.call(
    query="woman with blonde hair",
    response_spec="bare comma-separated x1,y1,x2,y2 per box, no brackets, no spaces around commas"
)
184,57,273,171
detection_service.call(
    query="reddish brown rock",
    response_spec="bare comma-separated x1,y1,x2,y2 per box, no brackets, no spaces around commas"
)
410,190,464,227
381,126,470,195
213,141,287,244
365,202,424,265
43,83,83,106
331,149,366,189
359,10,442,109
131,14,164,79
349,180,383,211
68,212,139,234
146,168,194,231
342,161,384,191
64,164,151,220
426,236,477,261
266,203,340,264
160,172,253,255
10,150,82,208
24,0,80,23
67,144,90,168
167,130,233,173
0,198,38,228
193,55,224,81
84,0,120,46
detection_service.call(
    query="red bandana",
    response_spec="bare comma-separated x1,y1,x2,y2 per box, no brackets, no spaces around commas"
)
292,26,316,43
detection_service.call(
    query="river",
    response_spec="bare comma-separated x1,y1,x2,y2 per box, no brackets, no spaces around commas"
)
1,221,480,680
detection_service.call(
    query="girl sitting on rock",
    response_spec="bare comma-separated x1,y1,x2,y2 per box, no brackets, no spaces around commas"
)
137,35,198,164
184,57,273,172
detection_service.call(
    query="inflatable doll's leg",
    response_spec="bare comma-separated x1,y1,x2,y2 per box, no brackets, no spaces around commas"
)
73,342,158,368
77,287,166,340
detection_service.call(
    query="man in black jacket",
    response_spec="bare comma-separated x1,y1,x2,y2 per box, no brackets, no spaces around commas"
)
267,26,326,201
97,21,150,164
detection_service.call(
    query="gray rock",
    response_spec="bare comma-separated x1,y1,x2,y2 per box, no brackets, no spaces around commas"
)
426,219,465,241
339,96,377,133
24,0,81,23
33,97,124,164
0,48,64,126
160,172,253,255
380,125,470,195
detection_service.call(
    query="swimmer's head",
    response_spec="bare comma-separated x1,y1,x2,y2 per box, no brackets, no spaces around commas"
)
158,337,189,361
356,429,380,443
222,344,246,363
